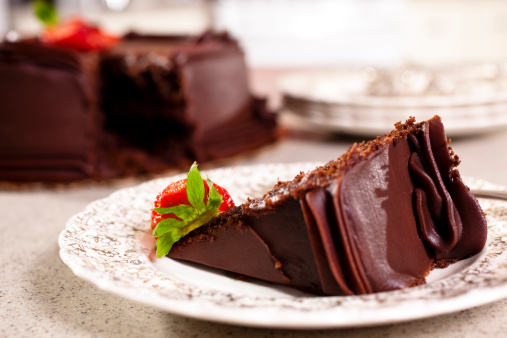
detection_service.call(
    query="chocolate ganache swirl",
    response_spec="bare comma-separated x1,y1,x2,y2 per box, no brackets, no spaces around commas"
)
299,116,487,295
407,118,487,261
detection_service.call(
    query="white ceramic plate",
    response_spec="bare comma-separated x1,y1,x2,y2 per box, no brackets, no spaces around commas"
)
59,163,507,329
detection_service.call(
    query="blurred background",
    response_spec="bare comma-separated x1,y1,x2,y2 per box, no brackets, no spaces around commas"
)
3,0,507,68
3,0,507,136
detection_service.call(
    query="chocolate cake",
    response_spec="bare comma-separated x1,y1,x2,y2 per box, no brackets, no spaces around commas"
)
0,32,276,182
168,116,487,295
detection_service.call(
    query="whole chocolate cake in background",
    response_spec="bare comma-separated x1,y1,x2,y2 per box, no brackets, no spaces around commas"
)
167,116,487,296
0,25,277,182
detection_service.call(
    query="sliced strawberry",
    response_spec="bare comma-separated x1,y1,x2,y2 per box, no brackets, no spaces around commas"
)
151,163,235,257
41,17,119,52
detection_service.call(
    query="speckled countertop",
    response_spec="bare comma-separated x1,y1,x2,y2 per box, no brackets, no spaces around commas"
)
2,70,507,337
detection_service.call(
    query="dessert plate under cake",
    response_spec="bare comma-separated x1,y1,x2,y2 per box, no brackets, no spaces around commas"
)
59,163,507,329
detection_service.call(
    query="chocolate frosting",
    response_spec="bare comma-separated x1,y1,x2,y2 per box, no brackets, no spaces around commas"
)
303,138,432,294
169,222,289,284
99,32,276,173
0,41,98,181
408,118,487,260
170,116,487,296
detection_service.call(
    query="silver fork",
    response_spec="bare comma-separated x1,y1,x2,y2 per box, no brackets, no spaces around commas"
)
472,190,507,201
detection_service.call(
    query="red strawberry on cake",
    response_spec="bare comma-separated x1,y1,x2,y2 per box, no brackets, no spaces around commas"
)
41,17,119,51
151,162,235,257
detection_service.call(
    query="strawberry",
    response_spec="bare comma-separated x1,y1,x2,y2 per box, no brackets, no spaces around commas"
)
151,179,234,230
41,17,119,52
151,162,235,258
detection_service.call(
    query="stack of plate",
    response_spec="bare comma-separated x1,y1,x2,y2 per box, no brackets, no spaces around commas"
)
281,64,507,137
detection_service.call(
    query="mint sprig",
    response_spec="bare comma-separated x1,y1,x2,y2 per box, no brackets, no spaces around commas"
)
33,0,58,26
152,162,223,258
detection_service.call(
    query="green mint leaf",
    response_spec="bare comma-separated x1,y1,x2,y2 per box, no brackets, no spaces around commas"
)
186,162,206,212
206,177,223,210
33,0,58,26
156,230,184,258
152,217,186,237
152,162,230,258
153,205,197,221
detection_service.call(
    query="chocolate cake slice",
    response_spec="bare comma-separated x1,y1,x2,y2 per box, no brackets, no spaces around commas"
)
169,116,487,295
